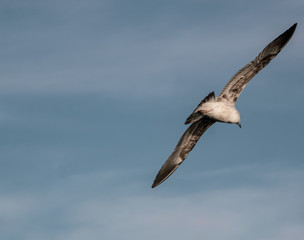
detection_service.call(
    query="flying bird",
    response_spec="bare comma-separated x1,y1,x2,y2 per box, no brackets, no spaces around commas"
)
152,23,297,188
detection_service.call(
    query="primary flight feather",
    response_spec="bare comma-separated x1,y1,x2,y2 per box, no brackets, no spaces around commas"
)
152,23,297,188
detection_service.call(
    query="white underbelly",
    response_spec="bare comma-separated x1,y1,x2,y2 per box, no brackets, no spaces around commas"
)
200,102,239,123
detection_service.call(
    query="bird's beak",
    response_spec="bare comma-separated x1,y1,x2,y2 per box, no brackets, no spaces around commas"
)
237,123,242,128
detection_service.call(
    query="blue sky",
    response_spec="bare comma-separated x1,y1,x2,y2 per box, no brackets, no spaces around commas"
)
0,0,303,239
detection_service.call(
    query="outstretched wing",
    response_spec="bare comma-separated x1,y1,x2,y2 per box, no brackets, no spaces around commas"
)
217,23,297,103
152,117,216,188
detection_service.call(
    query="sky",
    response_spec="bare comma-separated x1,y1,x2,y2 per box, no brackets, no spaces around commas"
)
0,0,303,239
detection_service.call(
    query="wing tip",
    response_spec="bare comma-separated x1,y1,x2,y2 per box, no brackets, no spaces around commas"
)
278,23,297,46
291,23,297,30
151,179,159,188
254,22,297,64
151,164,180,188
285,23,297,38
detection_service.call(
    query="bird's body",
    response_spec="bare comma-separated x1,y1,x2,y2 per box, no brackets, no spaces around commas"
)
187,96,241,125
208,101,241,124
152,23,297,188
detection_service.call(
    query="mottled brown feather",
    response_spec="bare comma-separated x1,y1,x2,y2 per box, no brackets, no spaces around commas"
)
217,23,297,103
152,117,215,188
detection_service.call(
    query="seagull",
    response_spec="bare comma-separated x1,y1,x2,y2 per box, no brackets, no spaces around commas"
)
152,23,297,188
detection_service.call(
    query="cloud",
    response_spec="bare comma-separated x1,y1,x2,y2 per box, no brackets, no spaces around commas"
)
0,0,302,99
0,166,303,240
0,2,303,240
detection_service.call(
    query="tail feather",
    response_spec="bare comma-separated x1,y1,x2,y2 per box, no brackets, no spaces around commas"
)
185,112,203,124
185,91,215,125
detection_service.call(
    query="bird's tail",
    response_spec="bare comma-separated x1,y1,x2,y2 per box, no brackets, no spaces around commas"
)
185,91,215,125
185,112,204,124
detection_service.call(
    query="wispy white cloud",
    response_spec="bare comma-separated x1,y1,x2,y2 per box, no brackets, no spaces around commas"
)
1,167,303,240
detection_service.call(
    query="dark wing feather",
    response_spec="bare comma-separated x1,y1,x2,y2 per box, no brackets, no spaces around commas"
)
152,117,216,188
217,23,297,103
